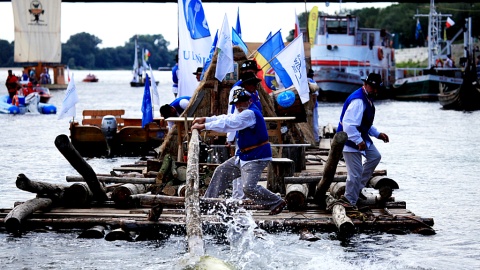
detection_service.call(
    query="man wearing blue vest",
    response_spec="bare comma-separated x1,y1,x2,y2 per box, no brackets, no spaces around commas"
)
337,73,389,208
191,88,286,215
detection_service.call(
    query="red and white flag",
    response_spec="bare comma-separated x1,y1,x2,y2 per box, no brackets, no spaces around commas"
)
446,17,455,28
294,9,300,38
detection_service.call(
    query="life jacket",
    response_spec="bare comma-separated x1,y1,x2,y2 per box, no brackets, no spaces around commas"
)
236,103,271,161
12,94,19,106
172,64,179,86
337,87,376,149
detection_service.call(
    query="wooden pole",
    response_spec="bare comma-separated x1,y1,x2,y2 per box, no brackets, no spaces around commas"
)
66,175,155,184
185,129,204,256
5,197,52,234
314,131,347,209
54,134,107,202
16,174,69,201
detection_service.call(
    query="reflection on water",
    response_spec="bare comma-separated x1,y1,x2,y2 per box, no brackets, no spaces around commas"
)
1,69,480,269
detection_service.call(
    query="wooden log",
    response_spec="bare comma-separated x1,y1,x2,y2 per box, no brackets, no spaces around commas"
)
185,129,204,256
171,159,178,178
155,153,172,184
5,197,52,234
267,158,295,195
285,184,309,211
111,183,148,208
104,228,132,241
16,174,68,201
326,195,355,237
63,182,93,207
284,175,347,184
314,131,347,209
162,182,177,196
78,225,106,239
281,146,306,172
328,182,346,199
177,184,187,197
54,134,107,202
368,176,399,190
66,175,155,184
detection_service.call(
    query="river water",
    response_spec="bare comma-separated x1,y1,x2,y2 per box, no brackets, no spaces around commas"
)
1,68,479,269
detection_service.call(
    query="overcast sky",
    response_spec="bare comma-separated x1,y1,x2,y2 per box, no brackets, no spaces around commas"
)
0,2,393,50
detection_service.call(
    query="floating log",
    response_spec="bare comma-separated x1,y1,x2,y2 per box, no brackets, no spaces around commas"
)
5,197,52,234
267,158,295,195
314,131,347,208
54,134,107,202
66,175,155,184
63,182,93,207
326,195,355,237
162,182,177,196
104,228,132,241
15,174,68,201
368,176,399,190
177,184,187,197
185,129,204,256
78,225,106,239
328,182,346,199
284,175,347,184
285,184,309,211
111,183,148,208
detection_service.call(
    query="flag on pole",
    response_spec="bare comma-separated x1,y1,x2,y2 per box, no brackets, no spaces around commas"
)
274,33,309,104
415,18,422,40
201,30,218,81
141,74,153,128
308,6,319,45
254,30,285,93
215,14,233,81
178,0,212,97
67,66,70,82
149,65,160,107
294,9,300,38
446,17,455,28
232,28,248,54
57,73,79,120
144,49,151,61
236,7,242,38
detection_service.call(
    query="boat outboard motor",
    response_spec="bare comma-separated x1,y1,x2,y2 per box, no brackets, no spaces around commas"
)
101,115,117,156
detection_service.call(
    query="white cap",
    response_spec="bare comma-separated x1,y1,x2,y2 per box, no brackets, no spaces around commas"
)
179,99,189,109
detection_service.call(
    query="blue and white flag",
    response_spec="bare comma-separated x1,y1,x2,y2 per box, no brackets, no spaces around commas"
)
141,74,153,128
149,64,160,107
274,34,309,103
415,18,422,40
178,0,212,97
232,28,248,54
57,73,79,120
215,14,233,81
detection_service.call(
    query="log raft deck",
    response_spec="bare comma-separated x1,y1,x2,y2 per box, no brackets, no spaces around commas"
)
0,47,434,238
0,132,435,238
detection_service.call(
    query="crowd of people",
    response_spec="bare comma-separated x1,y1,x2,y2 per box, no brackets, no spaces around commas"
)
4,69,49,106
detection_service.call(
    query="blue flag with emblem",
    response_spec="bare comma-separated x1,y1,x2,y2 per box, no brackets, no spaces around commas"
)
141,74,153,128
415,19,422,40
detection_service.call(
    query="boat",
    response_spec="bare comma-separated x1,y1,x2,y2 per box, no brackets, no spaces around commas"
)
310,13,395,101
69,109,168,157
130,36,159,87
12,1,68,90
0,94,57,115
392,0,463,101
82,74,99,82
438,19,480,111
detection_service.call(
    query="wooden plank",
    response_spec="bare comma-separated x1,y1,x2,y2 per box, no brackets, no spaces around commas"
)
83,109,125,118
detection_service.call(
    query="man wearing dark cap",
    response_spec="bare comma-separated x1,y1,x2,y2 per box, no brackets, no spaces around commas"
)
192,67,203,82
191,88,286,215
337,73,389,209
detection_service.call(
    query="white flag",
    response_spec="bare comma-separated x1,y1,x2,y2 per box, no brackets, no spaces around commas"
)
57,73,79,120
149,65,160,107
215,14,233,81
275,34,309,104
178,0,212,97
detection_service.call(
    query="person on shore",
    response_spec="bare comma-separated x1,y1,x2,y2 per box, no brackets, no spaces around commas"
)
5,70,21,101
160,96,191,129
191,88,286,215
193,67,203,82
337,73,389,209
171,54,179,98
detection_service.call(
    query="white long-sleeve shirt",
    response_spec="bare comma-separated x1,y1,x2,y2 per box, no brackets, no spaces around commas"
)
342,99,380,153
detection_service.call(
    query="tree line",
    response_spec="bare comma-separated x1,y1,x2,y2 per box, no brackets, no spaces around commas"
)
1,3,478,69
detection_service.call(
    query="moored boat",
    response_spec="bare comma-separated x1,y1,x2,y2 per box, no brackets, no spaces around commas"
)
310,13,395,101
0,94,57,115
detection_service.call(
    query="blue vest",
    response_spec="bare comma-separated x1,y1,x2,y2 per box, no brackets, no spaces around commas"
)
236,104,271,161
337,88,375,149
